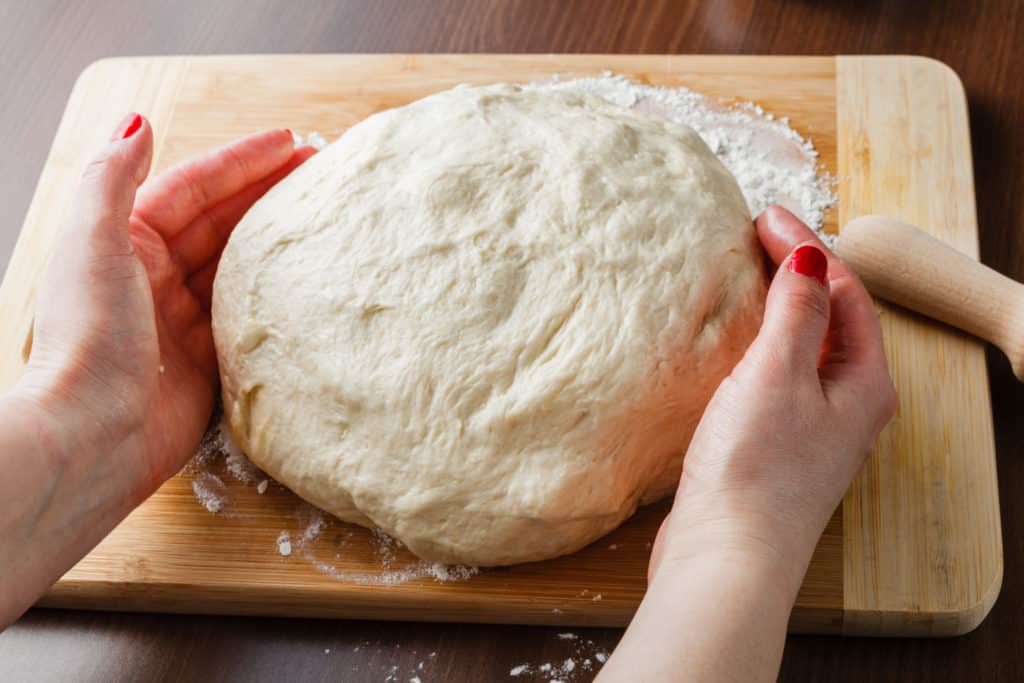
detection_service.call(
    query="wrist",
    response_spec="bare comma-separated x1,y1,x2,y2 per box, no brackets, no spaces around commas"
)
12,368,153,499
651,496,818,602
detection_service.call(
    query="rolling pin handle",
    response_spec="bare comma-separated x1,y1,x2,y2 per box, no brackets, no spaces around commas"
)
835,215,1024,381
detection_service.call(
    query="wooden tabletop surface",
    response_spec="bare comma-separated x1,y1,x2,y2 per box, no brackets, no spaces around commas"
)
2,1,1023,680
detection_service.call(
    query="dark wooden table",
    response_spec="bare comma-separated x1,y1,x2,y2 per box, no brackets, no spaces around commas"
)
1,1,1023,680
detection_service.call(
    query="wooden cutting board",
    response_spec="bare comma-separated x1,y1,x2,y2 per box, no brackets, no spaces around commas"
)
0,55,1001,636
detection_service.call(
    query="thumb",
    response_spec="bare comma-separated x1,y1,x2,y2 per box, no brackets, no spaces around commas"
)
749,243,831,376
72,113,154,253
29,114,155,365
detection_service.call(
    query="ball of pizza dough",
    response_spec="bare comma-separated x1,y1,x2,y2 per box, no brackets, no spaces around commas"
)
212,84,766,566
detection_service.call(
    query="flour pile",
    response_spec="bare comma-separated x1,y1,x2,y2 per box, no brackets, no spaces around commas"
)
529,72,836,242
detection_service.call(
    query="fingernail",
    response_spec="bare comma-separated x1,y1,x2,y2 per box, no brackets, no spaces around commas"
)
114,113,143,140
787,245,828,285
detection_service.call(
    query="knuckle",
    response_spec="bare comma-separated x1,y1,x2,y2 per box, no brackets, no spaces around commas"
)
81,154,114,182
81,148,130,186
224,144,254,182
785,286,830,321
177,165,211,207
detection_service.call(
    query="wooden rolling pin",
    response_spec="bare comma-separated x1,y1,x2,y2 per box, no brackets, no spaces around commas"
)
835,215,1024,381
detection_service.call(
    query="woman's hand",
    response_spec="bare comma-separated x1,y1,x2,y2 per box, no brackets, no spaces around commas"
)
600,206,896,682
1,114,314,627
22,114,315,484
650,205,897,588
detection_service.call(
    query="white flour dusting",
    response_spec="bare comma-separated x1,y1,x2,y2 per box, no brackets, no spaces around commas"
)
191,473,226,514
529,72,836,243
508,632,612,682
292,130,329,150
188,415,479,585
276,531,292,557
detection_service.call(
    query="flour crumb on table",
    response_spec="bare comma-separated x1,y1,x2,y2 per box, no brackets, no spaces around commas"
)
506,633,612,681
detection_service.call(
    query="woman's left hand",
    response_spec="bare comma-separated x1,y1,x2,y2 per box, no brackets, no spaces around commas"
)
22,115,315,486
1,115,314,626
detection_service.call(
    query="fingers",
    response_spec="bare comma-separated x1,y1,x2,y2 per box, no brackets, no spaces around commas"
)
71,113,154,253
756,205,895,419
755,205,828,265
132,128,295,239
169,146,317,275
748,242,831,382
818,273,895,419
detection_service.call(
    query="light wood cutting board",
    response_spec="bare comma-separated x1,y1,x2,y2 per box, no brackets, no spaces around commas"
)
0,55,1001,636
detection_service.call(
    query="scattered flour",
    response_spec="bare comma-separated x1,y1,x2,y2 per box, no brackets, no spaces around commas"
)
191,472,226,514
276,531,292,557
506,633,612,681
188,415,480,586
221,422,262,483
528,72,836,243
291,130,329,150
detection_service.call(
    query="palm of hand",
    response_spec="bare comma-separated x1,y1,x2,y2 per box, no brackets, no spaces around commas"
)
29,124,314,483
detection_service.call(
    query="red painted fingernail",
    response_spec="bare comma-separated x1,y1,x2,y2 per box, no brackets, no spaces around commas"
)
787,245,828,285
114,113,143,140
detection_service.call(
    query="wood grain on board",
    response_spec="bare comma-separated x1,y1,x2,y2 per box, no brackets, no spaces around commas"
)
0,54,998,635
836,56,1002,635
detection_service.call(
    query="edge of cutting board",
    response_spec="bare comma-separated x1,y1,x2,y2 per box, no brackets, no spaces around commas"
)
836,55,1003,636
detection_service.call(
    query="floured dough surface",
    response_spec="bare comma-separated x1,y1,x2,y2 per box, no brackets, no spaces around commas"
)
212,84,766,566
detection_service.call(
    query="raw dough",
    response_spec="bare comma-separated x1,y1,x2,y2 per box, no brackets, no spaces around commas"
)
212,84,766,566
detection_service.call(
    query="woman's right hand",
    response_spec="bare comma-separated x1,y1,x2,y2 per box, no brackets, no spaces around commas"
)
600,206,896,682
650,205,897,592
